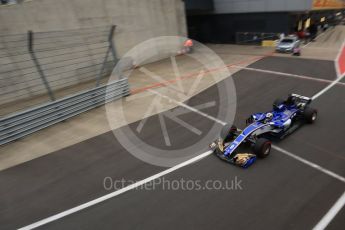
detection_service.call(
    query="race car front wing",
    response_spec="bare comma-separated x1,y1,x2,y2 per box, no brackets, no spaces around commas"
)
210,139,257,168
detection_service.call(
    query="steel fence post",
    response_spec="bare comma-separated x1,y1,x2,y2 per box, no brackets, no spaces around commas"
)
28,30,55,101
96,25,119,87
96,48,110,87
109,25,118,65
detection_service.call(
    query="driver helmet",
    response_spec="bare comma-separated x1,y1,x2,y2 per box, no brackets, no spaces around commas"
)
265,112,273,122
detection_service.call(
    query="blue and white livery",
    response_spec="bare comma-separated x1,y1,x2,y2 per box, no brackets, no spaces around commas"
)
210,94,317,168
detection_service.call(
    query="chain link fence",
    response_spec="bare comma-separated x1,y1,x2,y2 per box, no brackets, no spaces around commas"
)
0,25,118,116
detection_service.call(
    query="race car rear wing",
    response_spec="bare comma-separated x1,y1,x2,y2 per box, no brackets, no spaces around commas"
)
290,93,312,105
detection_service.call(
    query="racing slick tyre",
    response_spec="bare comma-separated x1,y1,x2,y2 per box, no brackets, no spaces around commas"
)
220,124,237,143
273,98,285,110
303,106,317,123
253,138,271,158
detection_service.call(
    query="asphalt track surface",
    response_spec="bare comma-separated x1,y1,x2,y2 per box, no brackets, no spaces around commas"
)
1,56,344,230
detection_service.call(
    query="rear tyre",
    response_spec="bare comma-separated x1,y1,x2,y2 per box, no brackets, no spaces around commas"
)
253,138,271,158
303,107,317,123
220,124,237,143
273,98,285,110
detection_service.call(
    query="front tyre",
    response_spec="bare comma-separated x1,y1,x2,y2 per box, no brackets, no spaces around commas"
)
253,138,271,158
303,107,317,123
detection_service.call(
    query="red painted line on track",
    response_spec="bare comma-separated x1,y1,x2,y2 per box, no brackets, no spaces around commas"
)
130,52,274,95
338,44,345,76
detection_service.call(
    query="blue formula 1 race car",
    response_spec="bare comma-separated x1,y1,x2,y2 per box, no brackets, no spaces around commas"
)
209,94,317,168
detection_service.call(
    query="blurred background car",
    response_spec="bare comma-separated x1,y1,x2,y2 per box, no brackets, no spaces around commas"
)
276,36,301,54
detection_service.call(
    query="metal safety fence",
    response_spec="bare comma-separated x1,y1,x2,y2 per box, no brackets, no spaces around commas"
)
0,25,118,116
0,78,130,145
0,25,132,145
236,32,280,45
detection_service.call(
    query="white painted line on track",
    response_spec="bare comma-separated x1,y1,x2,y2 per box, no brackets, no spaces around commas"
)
148,89,227,126
20,85,345,230
312,41,345,101
312,192,345,230
149,90,345,184
19,150,213,230
312,73,345,100
150,84,345,229
21,43,345,229
272,146,345,183
149,73,345,229
231,65,345,87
